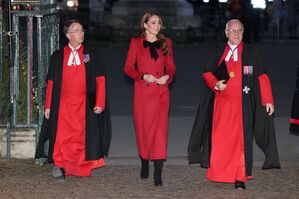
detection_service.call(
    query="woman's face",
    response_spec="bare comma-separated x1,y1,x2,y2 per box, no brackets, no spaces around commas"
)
144,15,161,36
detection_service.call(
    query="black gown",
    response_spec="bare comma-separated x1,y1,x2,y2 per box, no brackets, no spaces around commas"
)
290,63,299,135
188,43,281,176
35,47,111,163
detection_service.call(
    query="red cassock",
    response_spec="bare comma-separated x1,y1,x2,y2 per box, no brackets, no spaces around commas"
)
45,45,106,176
202,43,273,183
124,37,176,160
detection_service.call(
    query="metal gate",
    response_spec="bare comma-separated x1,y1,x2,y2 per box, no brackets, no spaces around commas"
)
0,1,59,159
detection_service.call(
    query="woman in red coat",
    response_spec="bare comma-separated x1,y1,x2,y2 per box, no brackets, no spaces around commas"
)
124,10,176,186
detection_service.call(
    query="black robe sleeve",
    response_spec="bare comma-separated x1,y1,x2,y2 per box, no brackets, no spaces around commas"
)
35,50,63,164
290,61,299,135
187,44,224,166
95,51,112,157
252,47,281,169
84,48,112,160
242,45,281,171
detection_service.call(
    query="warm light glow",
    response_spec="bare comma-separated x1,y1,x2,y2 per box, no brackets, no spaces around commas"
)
67,0,75,8
203,0,210,3
252,0,266,9
267,0,286,2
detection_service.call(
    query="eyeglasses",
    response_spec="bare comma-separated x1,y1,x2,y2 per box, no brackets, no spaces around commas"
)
68,29,85,34
226,29,244,34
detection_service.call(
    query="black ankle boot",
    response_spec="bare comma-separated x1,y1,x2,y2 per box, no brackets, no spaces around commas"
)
153,160,164,186
235,180,246,190
140,157,149,179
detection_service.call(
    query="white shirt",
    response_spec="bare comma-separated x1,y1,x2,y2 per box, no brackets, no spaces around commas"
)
67,43,81,66
225,42,238,62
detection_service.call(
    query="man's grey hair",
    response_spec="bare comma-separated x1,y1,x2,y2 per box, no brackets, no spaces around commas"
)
225,19,244,31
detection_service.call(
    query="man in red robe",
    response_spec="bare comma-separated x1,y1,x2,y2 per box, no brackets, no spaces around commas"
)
188,19,280,189
35,20,111,179
290,62,299,135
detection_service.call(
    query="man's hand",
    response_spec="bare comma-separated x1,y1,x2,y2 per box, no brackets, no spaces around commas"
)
44,108,50,119
143,74,157,83
156,75,169,85
215,80,227,91
94,107,103,114
266,103,274,116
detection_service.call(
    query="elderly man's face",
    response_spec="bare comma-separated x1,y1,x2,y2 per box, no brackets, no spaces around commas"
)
225,21,244,45
66,22,85,46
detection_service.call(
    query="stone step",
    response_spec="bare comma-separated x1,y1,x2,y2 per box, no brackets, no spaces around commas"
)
0,128,35,159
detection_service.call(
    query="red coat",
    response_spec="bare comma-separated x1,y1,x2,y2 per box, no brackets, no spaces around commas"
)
124,37,176,160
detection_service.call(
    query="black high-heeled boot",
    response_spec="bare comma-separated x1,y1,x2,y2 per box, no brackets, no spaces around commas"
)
153,160,164,186
140,157,149,179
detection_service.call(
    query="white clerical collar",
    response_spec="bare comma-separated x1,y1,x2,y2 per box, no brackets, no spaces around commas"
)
67,43,81,66
225,42,238,62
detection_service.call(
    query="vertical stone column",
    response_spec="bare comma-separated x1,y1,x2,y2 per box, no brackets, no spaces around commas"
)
0,6,3,119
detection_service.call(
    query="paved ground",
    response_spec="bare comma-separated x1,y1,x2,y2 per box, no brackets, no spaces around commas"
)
109,117,299,161
0,159,298,199
1,116,298,199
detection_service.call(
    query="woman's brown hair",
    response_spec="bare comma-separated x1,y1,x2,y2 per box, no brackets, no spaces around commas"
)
135,10,169,56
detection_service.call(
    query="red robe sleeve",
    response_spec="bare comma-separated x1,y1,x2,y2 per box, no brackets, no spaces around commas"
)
202,45,229,93
124,38,144,80
203,72,219,92
258,74,274,105
95,76,106,110
165,39,176,84
44,80,53,109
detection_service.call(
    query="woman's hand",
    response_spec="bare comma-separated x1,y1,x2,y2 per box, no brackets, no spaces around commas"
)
143,74,157,83
156,75,169,85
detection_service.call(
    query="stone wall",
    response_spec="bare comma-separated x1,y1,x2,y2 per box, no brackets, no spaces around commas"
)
0,128,35,159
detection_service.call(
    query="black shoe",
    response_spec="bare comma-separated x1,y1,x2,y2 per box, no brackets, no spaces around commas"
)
235,181,246,190
52,166,66,180
153,160,163,186
60,167,66,180
140,157,149,179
